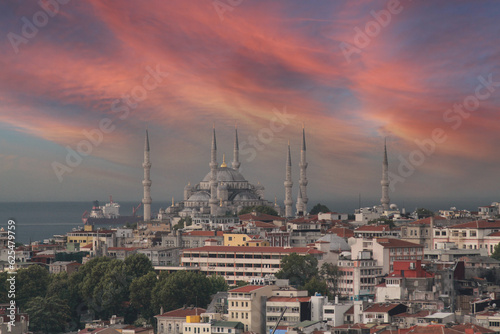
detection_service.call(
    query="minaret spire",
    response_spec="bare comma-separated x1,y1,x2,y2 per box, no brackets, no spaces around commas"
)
298,126,308,215
142,130,152,221
209,126,218,215
284,140,293,217
232,124,241,171
296,187,303,216
381,137,390,211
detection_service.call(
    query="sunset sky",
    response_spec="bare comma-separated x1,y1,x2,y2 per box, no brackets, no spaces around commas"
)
1,0,499,212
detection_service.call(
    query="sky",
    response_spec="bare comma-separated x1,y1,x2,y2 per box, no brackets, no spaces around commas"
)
1,0,500,213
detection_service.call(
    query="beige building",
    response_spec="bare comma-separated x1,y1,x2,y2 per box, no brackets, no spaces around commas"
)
350,238,424,274
265,289,310,332
227,285,274,334
400,216,446,249
181,246,324,284
155,307,206,334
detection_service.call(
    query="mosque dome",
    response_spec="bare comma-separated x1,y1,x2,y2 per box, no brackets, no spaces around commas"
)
202,167,246,182
187,191,210,201
233,191,260,200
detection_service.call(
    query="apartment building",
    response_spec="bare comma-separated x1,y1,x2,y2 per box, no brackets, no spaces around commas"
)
337,253,383,301
350,238,424,274
354,225,392,239
266,289,311,332
227,285,274,334
400,216,446,249
432,220,500,255
181,246,324,284
287,217,322,248
137,246,182,266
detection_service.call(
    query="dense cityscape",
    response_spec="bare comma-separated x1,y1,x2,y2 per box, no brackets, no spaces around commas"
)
2,1,500,334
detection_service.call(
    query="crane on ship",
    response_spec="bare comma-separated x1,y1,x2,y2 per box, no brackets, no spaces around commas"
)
132,203,142,216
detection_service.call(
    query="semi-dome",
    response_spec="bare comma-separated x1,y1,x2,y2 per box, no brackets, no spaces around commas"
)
233,191,260,200
202,167,246,182
187,191,210,201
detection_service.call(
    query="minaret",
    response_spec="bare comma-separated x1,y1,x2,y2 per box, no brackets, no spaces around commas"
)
296,187,303,216
209,126,219,216
142,130,152,221
380,138,390,211
298,126,309,214
232,125,240,171
284,141,293,217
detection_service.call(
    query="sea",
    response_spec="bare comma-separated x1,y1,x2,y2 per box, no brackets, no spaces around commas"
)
0,202,165,245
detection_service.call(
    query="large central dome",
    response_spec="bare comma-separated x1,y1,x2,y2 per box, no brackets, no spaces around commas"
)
202,167,246,182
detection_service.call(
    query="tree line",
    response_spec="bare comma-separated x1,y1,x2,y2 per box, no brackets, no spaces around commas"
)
0,254,227,334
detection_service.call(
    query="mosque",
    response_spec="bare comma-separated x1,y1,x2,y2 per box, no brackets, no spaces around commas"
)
141,126,310,220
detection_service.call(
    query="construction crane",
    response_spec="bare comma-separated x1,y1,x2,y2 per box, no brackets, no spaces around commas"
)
270,306,287,334
132,203,142,216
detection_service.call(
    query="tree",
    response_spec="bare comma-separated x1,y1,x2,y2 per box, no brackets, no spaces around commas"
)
16,264,50,308
130,271,158,323
416,208,434,218
238,206,278,216
275,253,318,287
301,276,329,297
309,203,331,215
152,271,213,313
125,253,154,279
25,296,71,334
492,242,500,261
320,263,340,297
208,275,229,294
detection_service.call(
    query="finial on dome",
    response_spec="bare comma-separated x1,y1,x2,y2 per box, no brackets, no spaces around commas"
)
221,153,227,167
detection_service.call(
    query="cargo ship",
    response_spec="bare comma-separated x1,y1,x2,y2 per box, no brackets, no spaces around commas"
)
82,196,143,225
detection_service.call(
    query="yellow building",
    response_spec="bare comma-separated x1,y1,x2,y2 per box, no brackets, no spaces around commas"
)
66,228,114,246
227,285,274,334
224,233,264,246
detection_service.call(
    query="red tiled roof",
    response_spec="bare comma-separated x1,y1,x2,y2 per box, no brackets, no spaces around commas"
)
155,307,206,318
182,231,224,237
410,216,446,225
345,305,354,314
394,310,432,318
356,225,390,232
375,238,424,248
363,303,403,313
327,228,354,238
182,246,324,254
228,285,270,293
450,220,500,229
267,296,311,302
451,324,494,333
239,212,285,221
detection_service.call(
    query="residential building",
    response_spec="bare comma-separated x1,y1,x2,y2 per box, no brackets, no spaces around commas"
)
137,247,182,266
401,216,446,249
362,303,407,324
106,247,139,260
155,307,206,334
224,233,261,246
354,225,393,239
287,217,322,248
322,299,353,327
181,246,323,284
227,285,274,333
337,253,383,301
265,288,312,332
432,220,500,254
350,238,424,274
162,230,224,248
49,261,82,274
0,303,29,334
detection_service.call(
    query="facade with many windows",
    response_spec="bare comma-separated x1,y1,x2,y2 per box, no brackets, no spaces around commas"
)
337,256,382,301
181,246,324,284
227,285,274,334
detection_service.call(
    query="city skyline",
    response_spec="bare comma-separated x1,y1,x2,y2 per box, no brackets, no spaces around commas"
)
1,1,500,212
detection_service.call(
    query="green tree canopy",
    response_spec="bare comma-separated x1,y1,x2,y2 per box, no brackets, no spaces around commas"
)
208,275,229,294
275,253,318,287
130,271,158,324
125,253,154,279
16,264,50,308
415,208,434,218
301,276,329,297
25,296,71,334
238,206,278,216
152,271,214,313
309,203,331,215
492,242,500,261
